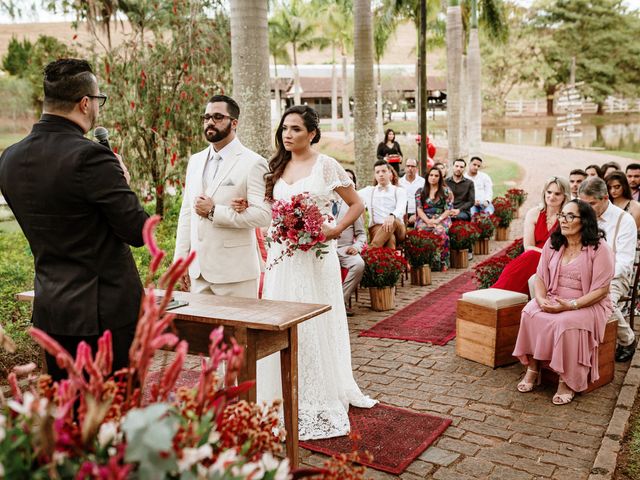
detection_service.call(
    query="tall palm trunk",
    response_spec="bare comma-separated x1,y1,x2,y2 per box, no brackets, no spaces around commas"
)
460,54,469,159
354,0,376,185
341,52,351,142
230,0,271,157
376,61,384,136
293,44,302,105
273,55,282,120
446,2,463,165
331,44,338,131
468,1,482,155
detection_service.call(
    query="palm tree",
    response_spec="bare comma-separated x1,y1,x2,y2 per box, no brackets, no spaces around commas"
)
269,27,291,121
231,0,272,158
354,0,377,184
269,0,326,106
447,1,463,164
374,6,398,136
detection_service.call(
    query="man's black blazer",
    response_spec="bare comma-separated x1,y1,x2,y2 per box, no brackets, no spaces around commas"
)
0,114,149,336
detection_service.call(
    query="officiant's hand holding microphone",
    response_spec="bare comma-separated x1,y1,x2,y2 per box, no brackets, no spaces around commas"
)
94,126,131,184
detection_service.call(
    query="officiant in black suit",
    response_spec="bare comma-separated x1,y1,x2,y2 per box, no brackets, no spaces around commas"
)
0,59,149,380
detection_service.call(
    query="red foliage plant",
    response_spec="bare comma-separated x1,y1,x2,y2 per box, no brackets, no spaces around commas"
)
360,247,408,288
448,221,481,251
404,229,445,267
492,196,515,228
472,212,498,240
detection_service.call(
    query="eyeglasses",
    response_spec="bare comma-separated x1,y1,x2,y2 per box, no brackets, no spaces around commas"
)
201,113,235,123
406,165,417,168
557,213,581,223
76,93,108,107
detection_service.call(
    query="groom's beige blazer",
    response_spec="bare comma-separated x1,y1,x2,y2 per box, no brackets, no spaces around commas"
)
174,137,271,285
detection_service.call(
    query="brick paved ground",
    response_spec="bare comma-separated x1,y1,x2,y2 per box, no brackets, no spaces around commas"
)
153,144,638,479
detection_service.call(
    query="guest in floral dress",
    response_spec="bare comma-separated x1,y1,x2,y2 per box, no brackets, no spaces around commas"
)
415,167,454,270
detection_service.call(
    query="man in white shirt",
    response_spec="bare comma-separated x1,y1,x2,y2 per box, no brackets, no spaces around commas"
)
569,169,588,200
399,158,425,226
358,160,407,249
579,177,637,362
466,156,494,215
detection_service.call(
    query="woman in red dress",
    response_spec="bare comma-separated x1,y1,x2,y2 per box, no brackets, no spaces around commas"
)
493,176,570,295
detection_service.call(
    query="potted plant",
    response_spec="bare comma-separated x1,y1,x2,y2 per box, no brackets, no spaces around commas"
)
472,254,512,288
361,247,407,311
472,212,497,255
448,221,481,269
506,188,528,218
404,229,444,286
492,196,515,241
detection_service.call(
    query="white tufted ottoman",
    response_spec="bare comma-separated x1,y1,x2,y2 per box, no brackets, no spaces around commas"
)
456,288,529,368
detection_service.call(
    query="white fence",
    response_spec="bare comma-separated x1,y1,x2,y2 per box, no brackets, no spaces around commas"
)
505,97,640,116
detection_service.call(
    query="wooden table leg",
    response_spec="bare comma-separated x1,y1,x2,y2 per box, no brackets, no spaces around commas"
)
280,325,299,468
235,327,257,403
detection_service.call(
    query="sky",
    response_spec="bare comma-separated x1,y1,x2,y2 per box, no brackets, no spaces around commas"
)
1,0,639,23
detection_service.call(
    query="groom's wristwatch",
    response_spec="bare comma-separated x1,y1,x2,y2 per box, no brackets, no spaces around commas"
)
207,205,215,221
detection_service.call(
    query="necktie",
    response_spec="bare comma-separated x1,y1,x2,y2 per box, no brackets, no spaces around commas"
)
203,151,223,191
332,201,339,218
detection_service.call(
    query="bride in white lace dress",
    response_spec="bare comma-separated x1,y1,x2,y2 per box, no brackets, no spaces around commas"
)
256,105,377,440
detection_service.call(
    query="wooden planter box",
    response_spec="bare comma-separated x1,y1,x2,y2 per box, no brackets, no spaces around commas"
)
512,208,520,219
541,318,618,393
450,249,469,269
369,286,395,311
456,288,529,368
474,238,490,255
495,226,510,241
410,264,431,286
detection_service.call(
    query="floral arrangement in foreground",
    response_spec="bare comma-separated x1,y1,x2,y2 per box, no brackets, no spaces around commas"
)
404,229,444,268
506,237,525,259
448,221,481,251
0,216,366,479
265,193,330,269
472,238,526,288
492,196,515,228
360,247,407,288
506,188,528,208
471,212,498,240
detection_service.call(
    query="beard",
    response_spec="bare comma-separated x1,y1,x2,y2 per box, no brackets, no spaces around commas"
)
204,122,232,143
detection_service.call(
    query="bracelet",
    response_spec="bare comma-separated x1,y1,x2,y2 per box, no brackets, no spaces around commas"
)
570,299,578,310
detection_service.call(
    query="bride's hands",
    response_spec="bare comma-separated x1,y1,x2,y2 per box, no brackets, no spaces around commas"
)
230,198,248,213
322,224,341,241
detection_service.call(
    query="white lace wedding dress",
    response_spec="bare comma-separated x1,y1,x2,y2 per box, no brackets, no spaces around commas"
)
257,154,377,441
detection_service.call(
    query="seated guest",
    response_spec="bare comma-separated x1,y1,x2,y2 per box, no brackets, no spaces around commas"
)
605,171,640,229
399,158,425,226
336,169,366,317
376,129,403,174
580,177,638,361
466,156,494,215
513,199,614,405
625,163,640,201
358,160,407,249
569,169,588,200
601,161,621,179
493,176,569,295
415,167,454,271
585,164,604,179
446,158,475,221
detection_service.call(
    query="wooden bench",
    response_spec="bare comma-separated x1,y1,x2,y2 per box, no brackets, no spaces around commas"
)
541,317,618,393
456,288,529,368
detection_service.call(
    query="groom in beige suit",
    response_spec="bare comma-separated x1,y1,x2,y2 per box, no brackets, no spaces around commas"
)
174,95,271,298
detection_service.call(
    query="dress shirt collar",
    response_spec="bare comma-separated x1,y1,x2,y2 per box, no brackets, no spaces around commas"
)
375,183,392,192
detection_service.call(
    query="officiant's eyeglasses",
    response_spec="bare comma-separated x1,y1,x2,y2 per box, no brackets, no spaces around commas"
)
558,213,581,223
77,93,108,107
201,113,235,123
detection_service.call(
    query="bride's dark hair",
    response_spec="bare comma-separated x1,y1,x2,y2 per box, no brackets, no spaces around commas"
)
265,105,321,200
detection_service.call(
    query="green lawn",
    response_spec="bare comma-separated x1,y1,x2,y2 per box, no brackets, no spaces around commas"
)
606,150,640,161
0,133,26,151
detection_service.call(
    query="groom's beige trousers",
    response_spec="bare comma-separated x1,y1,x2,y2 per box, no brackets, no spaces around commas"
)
191,275,258,299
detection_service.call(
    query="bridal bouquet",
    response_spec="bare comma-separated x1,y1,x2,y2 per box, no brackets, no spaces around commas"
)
265,192,330,268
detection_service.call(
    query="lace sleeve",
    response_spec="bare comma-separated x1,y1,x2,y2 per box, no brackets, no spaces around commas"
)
322,155,354,190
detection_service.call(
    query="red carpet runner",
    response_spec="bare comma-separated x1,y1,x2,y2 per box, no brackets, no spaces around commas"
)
300,404,451,475
360,245,513,345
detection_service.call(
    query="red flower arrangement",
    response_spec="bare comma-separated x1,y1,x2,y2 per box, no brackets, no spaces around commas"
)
361,247,408,288
472,212,498,240
492,196,515,228
472,254,512,289
506,188,528,208
265,192,330,269
449,221,481,251
404,229,445,268
506,237,525,259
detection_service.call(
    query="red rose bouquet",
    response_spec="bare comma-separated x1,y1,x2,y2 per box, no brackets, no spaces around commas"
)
449,220,481,251
361,247,407,288
404,229,444,268
265,192,331,269
473,254,512,289
492,196,515,228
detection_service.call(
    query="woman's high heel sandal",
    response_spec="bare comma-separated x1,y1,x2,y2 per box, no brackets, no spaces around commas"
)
517,367,540,393
552,379,575,405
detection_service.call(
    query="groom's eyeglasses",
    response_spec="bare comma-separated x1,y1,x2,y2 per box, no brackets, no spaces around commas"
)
202,113,235,123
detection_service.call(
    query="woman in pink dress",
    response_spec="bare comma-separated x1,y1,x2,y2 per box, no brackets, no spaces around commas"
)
493,176,570,295
513,199,614,405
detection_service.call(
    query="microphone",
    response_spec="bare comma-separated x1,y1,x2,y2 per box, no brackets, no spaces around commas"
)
93,126,111,150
